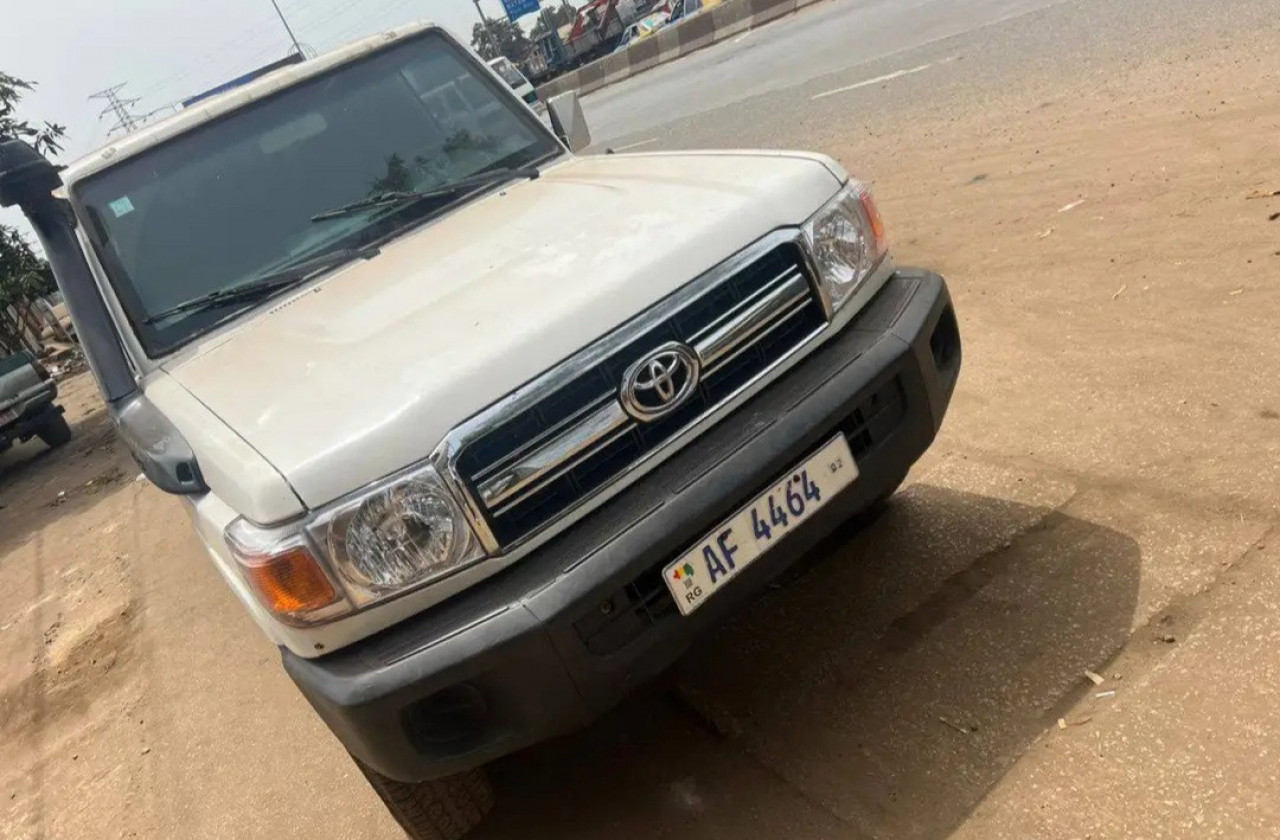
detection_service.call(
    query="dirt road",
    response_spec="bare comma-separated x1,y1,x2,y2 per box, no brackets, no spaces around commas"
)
4,8,1280,839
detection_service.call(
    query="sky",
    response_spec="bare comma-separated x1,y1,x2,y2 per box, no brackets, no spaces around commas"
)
1,0,535,239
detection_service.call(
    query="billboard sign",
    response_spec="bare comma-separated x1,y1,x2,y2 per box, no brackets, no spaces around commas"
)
500,0,540,21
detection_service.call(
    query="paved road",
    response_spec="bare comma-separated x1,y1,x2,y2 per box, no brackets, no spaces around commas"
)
582,0,1276,151
581,0,1070,143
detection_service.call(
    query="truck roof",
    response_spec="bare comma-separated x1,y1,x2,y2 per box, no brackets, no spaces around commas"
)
60,20,441,187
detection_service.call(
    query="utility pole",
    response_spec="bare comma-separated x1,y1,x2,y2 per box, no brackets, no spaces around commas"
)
89,84,143,137
268,0,305,58
471,0,501,58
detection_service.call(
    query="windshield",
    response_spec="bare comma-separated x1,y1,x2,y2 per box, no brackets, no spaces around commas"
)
74,31,560,356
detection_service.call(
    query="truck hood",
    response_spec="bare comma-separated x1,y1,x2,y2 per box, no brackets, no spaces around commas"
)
163,151,844,510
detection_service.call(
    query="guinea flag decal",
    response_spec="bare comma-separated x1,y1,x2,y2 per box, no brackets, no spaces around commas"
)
672,562,696,582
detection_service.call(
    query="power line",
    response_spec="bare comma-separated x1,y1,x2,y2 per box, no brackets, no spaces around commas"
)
316,0,436,49
125,0,435,109
81,0,455,135
89,84,144,137
141,0,301,102
129,13,285,100
294,0,370,37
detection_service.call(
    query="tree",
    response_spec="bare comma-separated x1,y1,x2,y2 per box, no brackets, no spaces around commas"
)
0,228,56,354
470,18,533,63
0,72,65,354
0,72,65,155
531,1,579,38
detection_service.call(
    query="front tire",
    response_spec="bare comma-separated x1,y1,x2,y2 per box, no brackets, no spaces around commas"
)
353,756,493,840
36,413,72,449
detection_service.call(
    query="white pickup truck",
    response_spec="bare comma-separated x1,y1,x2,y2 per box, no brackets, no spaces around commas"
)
0,22,960,840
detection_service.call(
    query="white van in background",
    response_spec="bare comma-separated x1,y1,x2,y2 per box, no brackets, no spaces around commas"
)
487,56,538,108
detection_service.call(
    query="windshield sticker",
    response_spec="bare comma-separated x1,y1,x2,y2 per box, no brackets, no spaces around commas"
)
108,196,135,218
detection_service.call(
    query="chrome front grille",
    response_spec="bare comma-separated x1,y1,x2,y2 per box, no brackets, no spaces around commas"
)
452,236,828,549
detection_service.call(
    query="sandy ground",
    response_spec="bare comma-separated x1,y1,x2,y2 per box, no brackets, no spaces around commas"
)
3,15,1280,840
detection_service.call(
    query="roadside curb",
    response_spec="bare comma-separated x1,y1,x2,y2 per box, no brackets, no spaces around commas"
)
536,0,827,101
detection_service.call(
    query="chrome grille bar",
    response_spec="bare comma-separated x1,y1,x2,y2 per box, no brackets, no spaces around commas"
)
475,265,816,516
488,422,634,514
690,264,805,345
471,394,614,484
696,271,808,370
702,294,813,376
479,399,629,510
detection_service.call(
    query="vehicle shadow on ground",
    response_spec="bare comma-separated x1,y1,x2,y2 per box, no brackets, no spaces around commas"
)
476,483,1141,840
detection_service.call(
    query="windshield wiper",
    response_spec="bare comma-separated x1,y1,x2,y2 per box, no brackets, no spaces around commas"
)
310,166,541,222
144,246,378,325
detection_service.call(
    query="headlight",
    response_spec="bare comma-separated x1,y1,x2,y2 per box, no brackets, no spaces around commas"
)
226,464,485,624
321,470,482,593
803,182,889,312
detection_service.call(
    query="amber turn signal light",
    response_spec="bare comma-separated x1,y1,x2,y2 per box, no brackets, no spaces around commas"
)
858,188,888,259
241,546,339,616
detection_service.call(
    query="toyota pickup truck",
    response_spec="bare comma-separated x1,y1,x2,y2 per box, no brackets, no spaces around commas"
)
0,21,960,840
0,350,71,455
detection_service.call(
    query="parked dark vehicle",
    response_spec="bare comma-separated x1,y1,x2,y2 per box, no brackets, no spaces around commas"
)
0,351,71,454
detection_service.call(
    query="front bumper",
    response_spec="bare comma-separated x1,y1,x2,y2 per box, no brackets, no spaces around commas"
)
284,269,962,782
0,386,61,446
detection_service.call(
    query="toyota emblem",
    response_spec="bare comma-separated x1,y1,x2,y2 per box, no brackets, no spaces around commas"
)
620,342,701,422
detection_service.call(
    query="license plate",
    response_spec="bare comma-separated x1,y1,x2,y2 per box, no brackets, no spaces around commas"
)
0,408,16,426
663,435,858,616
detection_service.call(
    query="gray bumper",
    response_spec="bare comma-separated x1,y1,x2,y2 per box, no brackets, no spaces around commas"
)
0,382,61,445
284,269,961,782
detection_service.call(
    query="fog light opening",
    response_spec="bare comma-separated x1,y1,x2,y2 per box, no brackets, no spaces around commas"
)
406,684,489,748
930,306,961,378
